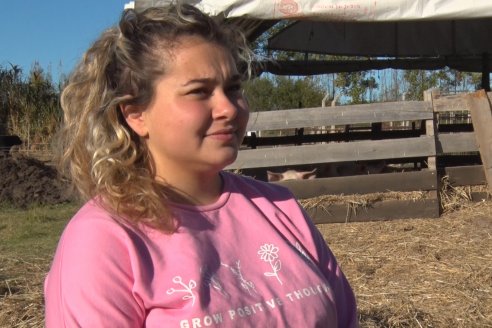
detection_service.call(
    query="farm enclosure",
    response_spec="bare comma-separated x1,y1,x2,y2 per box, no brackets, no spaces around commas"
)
227,89,492,223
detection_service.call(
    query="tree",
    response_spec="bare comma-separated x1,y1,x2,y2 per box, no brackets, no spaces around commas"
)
243,75,325,111
335,71,371,104
0,63,62,147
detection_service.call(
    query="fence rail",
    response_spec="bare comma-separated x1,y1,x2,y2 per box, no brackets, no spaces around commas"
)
226,90,492,223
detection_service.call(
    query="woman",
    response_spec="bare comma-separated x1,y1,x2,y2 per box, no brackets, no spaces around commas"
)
44,4,358,327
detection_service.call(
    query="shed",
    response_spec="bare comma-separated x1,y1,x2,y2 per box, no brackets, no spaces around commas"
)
129,0,492,89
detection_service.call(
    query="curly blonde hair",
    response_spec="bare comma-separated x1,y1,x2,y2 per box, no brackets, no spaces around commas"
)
56,4,252,232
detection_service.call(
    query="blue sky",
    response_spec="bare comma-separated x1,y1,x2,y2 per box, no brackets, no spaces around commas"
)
1,0,130,81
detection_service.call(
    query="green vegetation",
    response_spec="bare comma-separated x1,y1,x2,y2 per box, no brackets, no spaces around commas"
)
0,203,77,327
0,63,64,148
244,75,326,111
0,203,77,258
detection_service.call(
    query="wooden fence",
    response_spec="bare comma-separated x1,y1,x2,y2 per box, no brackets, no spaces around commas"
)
226,90,492,223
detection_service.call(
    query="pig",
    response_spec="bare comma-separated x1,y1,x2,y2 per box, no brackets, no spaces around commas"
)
266,161,387,182
267,168,317,182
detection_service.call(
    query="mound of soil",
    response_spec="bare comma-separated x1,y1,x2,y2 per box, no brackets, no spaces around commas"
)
0,155,73,207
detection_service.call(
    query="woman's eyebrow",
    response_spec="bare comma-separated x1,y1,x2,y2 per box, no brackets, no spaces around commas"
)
181,78,213,86
181,74,242,87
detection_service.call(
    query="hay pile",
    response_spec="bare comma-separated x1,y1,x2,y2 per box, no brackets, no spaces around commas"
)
0,257,47,327
319,201,492,327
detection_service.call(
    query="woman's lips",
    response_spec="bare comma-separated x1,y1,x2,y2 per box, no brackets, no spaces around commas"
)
206,128,237,142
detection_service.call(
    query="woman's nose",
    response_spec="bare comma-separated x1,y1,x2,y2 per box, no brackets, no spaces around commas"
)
212,91,240,120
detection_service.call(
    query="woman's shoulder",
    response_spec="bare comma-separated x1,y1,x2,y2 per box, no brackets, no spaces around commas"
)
223,171,293,199
222,171,302,215
61,200,139,246
69,200,120,227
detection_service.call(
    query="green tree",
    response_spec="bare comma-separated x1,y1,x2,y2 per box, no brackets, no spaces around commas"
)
0,63,62,147
403,70,438,100
243,75,325,111
335,71,368,104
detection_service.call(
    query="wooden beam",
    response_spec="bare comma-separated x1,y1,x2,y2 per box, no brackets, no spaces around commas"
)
437,132,478,154
307,197,440,224
274,170,437,198
247,101,432,131
404,91,492,113
444,165,486,186
424,89,439,171
467,90,492,193
228,136,436,170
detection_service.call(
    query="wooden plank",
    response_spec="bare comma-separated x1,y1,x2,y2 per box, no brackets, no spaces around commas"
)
247,101,432,131
307,197,439,224
467,90,492,193
424,89,438,171
424,91,492,113
432,93,470,112
437,132,478,154
244,129,424,148
274,170,437,198
228,136,436,170
444,165,486,186
471,192,491,202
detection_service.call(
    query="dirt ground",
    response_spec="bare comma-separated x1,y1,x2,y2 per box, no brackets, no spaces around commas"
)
0,155,72,207
0,156,491,327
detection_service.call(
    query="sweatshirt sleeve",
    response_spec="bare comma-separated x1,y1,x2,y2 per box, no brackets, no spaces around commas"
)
256,181,359,328
271,186,359,328
44,212,145,327
239,176,358,327
308,216,359,328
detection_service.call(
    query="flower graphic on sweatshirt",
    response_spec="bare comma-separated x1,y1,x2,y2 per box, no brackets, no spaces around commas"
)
166,276,197,306
258,243,283,285
221,260,257,295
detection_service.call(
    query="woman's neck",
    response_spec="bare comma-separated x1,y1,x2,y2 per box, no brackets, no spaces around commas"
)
158,170,223,206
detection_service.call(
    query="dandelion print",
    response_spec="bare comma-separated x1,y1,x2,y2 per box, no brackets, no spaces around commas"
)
166,276,197,306
221,260,257,295
201,266,230,298
258,243,283,285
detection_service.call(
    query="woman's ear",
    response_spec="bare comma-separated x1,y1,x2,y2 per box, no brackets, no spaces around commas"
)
120,104,148,137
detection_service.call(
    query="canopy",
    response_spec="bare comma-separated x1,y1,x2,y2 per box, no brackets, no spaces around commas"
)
130,0,492,87
132,1,492,22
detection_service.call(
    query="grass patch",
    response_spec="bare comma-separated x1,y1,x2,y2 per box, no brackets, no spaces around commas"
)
0,203,77,257
0,203,77,327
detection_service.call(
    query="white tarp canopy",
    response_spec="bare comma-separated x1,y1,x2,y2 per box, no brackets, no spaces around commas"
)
131,0,492,84
133,0,492,21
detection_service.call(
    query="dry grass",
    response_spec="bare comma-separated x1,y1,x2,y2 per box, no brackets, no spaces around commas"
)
0,256,49,328
319,200,492,327
1,197,491,327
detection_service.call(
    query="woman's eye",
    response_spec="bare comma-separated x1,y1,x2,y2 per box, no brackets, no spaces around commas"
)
186,88,211,98
190,88,208,95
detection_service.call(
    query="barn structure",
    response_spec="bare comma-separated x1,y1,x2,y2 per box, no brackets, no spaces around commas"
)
126,0,492,222
129,0,492,89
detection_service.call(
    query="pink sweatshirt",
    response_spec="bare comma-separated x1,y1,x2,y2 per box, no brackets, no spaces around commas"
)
45,172,357,327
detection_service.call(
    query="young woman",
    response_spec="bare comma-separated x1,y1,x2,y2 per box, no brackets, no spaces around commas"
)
44,4,358,327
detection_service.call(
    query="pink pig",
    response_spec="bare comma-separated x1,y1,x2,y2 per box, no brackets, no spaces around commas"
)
267,168,317,182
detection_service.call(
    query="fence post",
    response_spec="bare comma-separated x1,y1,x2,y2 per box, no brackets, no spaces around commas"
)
423,88,440,171
423,88,442,215
467,90,492,194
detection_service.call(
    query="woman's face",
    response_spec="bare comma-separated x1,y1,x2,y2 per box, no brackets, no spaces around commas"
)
130,36,249,181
